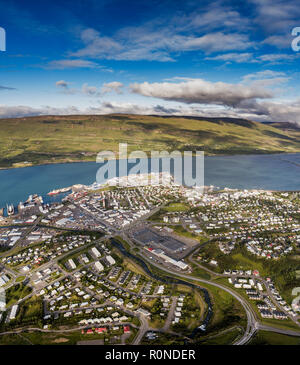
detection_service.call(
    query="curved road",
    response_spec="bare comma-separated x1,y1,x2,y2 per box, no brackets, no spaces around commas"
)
2,221,299,345
139,257,258,345
140,256,300,344
118,234,259,345
121,230,300,344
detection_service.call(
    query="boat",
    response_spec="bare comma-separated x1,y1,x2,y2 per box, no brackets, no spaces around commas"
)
18,202,24,211
6,204,14,216
47,189,60,196
26,195,33,202
47,187,71,196
60,187,71,193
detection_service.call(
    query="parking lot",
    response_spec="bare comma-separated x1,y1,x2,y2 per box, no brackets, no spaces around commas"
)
132,228,188,259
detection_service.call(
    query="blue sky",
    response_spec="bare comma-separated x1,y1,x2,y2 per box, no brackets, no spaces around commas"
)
1,0,300,123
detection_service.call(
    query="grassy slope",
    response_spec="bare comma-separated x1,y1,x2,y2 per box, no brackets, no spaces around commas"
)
249,330,300,345
1,114,300,168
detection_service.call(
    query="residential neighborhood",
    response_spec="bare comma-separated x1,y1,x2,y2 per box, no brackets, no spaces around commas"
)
0,174,299,345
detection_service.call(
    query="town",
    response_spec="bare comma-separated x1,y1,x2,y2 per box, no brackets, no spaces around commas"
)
0,173,300,345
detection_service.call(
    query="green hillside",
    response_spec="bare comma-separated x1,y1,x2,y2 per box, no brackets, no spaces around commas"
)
0,114,300,168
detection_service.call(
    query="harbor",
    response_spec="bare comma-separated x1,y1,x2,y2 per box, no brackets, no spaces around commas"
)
0,153,299,216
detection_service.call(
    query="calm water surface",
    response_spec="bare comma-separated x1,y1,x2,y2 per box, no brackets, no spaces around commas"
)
0,153,299,209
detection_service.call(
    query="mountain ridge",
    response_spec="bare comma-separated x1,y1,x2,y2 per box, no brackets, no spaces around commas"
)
0,114,299,168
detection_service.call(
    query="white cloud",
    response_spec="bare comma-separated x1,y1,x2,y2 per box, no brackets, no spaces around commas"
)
81,83,99,96
251,0,300,33
55,80,100,96
263,35,292,49
101,81,124,94
0,105,81,118
180,33,253,53
258,53,297,63
206,52,298,65
1,98,300,125
179,1,249,33
241,70,290,89
70,25,253,62
236,99,300,125
130,78,272,107
47,59,103,69
60,1,258,62
242,70,287,80
205,53,255,63
55,80,70,89
55,80,77,95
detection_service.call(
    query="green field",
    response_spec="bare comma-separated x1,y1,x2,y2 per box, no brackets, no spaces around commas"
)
198,327,243,345
1,114,300,168
5,283,32,307
164,202,190,212
0,330,117,345
15,276,26,283
203,283,247,335
249,330,300,345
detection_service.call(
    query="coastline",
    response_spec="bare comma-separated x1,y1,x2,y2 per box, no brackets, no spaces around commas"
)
0,158,96,171
0,150,299,172
0,152,299,211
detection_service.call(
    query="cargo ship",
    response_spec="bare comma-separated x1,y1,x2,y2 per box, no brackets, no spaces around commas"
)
47,187,71,196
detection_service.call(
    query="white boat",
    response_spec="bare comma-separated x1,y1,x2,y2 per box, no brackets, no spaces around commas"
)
6,204,14,216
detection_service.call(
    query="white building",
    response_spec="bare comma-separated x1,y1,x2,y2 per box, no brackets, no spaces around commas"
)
94,261,104,272
0,289,5,311
9,305,18,320
91,247,101,258
106,255,116,266
68,259,76,270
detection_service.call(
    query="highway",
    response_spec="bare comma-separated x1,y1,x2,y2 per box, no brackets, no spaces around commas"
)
120,230,300,344
113,231,257,344
137,255,258,345
2,202,300,345
141,253,300,344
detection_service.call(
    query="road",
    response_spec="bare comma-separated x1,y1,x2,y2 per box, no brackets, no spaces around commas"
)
120,231,299,344
190,256,300,323
2,200,300,345
142,253,300,343
132,315,149,345
153,264,257,345
162,296,177,332
257,323,300,337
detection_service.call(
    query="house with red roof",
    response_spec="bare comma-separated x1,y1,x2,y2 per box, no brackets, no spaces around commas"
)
123,326,130,334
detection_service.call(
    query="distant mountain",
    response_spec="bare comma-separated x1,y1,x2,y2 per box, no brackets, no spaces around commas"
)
262,121,300,131
1,114,300,168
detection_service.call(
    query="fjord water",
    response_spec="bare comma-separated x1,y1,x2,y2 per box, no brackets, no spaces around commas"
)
0,153,299,209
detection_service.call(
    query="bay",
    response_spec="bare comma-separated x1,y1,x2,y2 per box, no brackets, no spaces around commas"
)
0,153,299,210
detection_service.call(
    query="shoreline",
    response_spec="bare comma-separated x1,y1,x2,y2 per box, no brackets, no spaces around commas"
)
0,151,299,172
0,152,299,211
